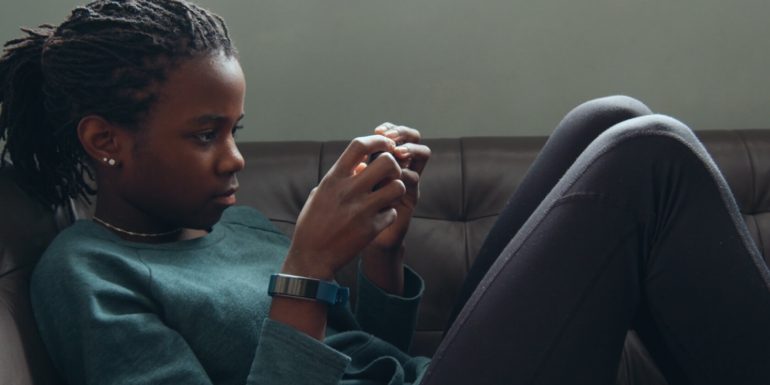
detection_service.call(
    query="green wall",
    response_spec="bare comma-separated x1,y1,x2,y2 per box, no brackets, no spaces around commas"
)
2,0,769,141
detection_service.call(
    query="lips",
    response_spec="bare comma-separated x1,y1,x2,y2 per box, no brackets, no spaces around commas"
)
213,186,238,206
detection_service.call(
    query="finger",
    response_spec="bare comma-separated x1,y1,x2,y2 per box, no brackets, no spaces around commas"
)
331,135,397,177
372,208,398,233
395,143,431,174
374,123,421,145
374,122,397,137
393,145,410,167
368,178,406,208
352,162,367,176
400,168,420,190
354,152,402,192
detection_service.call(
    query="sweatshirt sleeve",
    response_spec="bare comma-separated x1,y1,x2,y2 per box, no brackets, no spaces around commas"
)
249,319,351,384
31,249,215,385
354,264,425,352
31,246,350,385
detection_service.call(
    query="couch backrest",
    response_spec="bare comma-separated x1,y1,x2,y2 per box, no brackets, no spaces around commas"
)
696,131,770,253
2,130,769,383
235,130,770,356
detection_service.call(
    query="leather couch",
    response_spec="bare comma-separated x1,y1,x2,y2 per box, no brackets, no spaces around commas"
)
2,129,769,384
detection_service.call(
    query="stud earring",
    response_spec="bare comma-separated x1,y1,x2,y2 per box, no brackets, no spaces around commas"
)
102,157,117,166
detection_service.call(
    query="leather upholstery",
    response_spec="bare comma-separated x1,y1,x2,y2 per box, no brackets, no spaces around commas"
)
0,169,63,385
2,130,768,383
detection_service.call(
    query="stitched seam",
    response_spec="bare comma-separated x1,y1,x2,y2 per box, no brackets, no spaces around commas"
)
459,138,466,221
0,264,29,278
460,138,470,271
133,249,164,322
554,192,637,218
735,130,757,214
344,333,376,358
269,218,297,225
228,220,285,233
531,221,638,383
390,213,501,222
463,222,470,271
749,214,766,257
467,212,503,221
317,142,325,183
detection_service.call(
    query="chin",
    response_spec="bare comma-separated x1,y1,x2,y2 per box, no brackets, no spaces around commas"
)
186,206,229,230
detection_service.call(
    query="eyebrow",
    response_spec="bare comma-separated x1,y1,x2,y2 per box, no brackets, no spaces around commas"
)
189,113,245,126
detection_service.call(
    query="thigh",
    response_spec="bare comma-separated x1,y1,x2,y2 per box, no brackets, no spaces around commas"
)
448,95,653,326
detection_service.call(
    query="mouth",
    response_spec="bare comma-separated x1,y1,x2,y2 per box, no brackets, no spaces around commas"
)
213,186,238,206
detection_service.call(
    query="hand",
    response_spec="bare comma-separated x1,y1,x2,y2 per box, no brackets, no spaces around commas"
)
361,123,431,294
366,123,431,253
284,135,407,280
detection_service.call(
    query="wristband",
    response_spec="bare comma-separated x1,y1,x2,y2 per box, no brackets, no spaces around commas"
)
268,273,349,306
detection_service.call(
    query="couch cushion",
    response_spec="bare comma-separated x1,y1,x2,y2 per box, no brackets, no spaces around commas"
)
0,168,62,385
699,130,770,260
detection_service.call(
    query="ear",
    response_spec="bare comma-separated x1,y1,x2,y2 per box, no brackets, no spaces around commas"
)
77,115,127,168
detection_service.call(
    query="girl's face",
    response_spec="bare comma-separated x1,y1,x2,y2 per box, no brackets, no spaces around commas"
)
114,52,247,230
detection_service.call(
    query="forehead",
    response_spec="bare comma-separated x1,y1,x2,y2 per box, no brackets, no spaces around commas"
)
149,53,246,124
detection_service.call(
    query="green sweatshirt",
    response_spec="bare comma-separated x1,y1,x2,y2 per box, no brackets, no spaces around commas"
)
31,206,430,384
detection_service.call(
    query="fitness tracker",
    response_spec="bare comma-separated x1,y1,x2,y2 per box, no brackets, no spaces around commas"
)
267,273,349,306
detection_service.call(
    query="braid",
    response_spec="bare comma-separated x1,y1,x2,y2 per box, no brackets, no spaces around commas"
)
0,0,236,210
0,25,65,207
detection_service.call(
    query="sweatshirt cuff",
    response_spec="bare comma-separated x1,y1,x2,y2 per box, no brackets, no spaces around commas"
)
249,318,351,385
355,264,424,352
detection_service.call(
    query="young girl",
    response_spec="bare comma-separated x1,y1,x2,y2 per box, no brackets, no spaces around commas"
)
2,1,769,384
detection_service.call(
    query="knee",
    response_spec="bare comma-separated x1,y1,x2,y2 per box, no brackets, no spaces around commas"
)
567,95,653,124
596,114,706,161
554,96,654,142
610,114,696,142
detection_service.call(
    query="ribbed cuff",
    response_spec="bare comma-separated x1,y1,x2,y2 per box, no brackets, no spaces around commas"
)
249,318,351,385
356,264,424,352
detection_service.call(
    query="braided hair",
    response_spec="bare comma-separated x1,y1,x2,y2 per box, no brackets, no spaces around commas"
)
0,0,236,209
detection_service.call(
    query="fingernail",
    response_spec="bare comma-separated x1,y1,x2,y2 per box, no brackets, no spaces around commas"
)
395,146,409,155
384,129,399,139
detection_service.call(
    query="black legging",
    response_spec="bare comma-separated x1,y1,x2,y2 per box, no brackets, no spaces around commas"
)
423,96,770,384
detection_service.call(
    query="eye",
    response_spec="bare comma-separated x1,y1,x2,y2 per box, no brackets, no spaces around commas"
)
231,124,244,138
194,130,218,143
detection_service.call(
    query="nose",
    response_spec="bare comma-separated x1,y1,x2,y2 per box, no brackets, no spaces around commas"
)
217,137,245,175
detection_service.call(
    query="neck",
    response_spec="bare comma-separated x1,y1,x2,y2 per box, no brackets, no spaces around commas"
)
91,212,209,243
92,192,207,244
92,215,182,237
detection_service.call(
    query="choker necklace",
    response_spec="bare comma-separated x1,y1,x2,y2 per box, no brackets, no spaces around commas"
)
92,216,182,238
